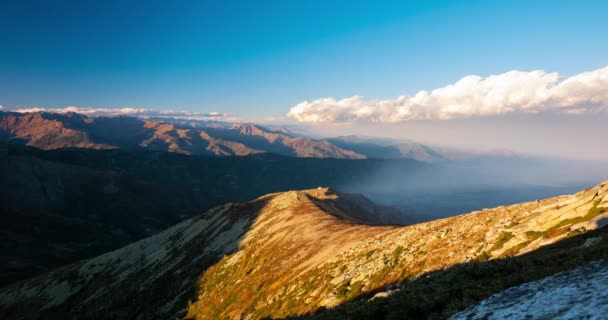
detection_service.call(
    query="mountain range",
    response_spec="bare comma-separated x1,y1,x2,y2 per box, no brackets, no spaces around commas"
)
0,111,364,158
1,113,604,287
1,181,606,319
0,111,519,162
1,110,607,319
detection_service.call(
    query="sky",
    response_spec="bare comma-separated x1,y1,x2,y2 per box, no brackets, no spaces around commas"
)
1,0,607,159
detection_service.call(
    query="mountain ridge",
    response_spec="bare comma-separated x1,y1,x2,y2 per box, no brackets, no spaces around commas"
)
323,135,522,162
1,111,528,162
0,143,420,285
0,111,364,159
1,181,607,319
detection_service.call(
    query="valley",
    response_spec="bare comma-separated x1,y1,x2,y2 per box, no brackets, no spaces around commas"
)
3,3,607,319
1,132,604,288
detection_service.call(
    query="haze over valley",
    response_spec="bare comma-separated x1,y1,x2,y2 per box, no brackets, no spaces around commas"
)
1,1,608,319
2,109,604,219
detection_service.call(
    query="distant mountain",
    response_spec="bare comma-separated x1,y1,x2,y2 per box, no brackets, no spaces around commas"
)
324,135,521,162
324,136,405,159
0,111,528,162
1,182,606,319
0,143,418,285
0,111,364,159
0,111,115,150
213,123,364,158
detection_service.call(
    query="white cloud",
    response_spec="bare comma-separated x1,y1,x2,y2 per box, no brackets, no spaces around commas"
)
288,66,608,123
7,106,237,121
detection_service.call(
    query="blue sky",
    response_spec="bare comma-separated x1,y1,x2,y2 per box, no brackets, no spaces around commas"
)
1,0,607,117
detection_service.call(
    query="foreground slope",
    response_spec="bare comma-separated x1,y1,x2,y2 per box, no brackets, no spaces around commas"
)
189,182,608,319
0,202,247,319
0,188,395,319
1,182,607,319
450,260,608,320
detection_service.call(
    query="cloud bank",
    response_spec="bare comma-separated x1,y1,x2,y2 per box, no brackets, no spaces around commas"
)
7,106,236,121
288,66,608,123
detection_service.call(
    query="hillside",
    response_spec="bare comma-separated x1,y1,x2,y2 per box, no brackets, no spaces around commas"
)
0,188,398,319
450,260,608,319
1,182,607,319
0,111,364,159
0,143,416,285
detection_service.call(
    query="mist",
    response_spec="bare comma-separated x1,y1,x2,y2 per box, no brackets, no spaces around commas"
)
335,156,608,223
292,113,608,161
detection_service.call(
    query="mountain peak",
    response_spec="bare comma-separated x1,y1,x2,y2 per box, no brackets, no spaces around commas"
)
0,111,365,159
2,178,607,320
230,123,277,137
185,180,608,318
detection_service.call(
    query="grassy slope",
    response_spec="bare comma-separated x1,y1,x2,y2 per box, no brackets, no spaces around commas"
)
1,182,606,320
293,228,608,320
186,182,608,319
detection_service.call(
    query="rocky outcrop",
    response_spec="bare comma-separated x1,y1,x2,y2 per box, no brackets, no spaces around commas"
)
1,182,607,319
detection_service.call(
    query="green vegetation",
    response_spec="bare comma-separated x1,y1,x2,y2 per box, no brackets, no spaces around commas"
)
503,240,531,257
556,200,605,229
336,280,364,301
525,230,544,240
391,246,405,264
489,231,514,252
294,229,608,320
369,265,394,288
472,251,491,262
520,200,606,243
365,250,376,260
589,199,607,217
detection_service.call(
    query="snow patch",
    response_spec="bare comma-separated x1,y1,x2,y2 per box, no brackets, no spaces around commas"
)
451,260,608,320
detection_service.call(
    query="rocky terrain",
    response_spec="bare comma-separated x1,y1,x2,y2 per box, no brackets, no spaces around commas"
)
1,181,607,319
0,143,417,285
0,111,364,159
450,260,608,320
0,188,398,319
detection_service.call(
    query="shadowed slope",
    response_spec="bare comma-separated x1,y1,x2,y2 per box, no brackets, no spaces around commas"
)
0,201,259,319
0,144,420,285
450,259,608,319
0,188,394,319
1,182,607,320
